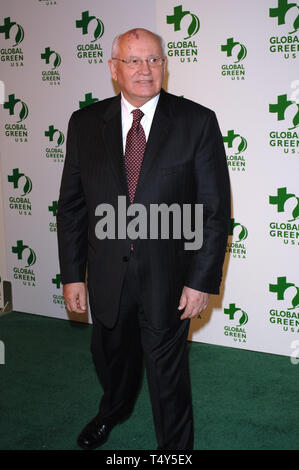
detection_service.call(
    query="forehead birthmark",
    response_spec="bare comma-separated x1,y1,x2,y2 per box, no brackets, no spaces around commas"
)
120,29,160,55
128,29,140,40
121,29,140,50
123,30,141,52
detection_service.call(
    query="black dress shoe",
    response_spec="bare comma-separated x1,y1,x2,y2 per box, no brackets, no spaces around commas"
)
77,415,112,450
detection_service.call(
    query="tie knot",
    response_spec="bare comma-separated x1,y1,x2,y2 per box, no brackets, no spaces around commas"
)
132,109,144,123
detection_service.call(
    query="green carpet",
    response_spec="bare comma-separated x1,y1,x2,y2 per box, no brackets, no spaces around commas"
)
0,311,298,450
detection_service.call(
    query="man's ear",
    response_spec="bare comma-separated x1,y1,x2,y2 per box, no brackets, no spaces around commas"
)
163,56,167,74
108,59,117,82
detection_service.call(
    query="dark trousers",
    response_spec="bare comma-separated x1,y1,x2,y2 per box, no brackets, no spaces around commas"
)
90,250,194,450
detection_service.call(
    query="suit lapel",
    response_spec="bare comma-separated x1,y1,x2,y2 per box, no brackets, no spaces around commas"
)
134,90,172,202
101,95,129,197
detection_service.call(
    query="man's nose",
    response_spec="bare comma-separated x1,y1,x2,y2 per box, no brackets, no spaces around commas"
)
138,60,151,74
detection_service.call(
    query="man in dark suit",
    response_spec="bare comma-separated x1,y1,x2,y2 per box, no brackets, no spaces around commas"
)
57,28,230,450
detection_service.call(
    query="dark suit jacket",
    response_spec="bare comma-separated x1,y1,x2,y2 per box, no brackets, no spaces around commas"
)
57,89,230,329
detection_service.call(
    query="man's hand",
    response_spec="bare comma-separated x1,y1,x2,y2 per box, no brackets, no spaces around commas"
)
63,282,87,313
178,286,210,320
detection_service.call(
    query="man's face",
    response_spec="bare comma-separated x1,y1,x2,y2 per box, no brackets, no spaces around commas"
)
109,29,166,107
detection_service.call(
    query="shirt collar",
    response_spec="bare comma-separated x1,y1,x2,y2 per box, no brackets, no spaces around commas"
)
121,93,160,120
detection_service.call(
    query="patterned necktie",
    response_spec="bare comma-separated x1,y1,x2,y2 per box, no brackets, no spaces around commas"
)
125,109,146,204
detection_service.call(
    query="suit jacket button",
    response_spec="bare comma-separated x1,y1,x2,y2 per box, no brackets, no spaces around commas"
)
122,256,129,262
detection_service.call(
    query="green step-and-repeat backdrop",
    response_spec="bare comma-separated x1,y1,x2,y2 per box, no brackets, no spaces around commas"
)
0,0,298,357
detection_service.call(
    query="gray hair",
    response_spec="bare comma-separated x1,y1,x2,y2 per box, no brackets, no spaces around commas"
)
111,30,165,58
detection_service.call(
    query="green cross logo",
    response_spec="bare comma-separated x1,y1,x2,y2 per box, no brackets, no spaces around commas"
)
76,10,104,42
269,187,299,221
269,0,299,34
269,276,299,309
48,201,58,217
12,240,36,267
0,16,24,46
223,130,248,154
224,303,248,326
166,5,200,40
52,274,61,289
269,94,299,129
79,92,99,109
41,47,61,69
45,125,64,147
8,168,32,195
3,94,28,122
221,37,247,63
229,218,248,241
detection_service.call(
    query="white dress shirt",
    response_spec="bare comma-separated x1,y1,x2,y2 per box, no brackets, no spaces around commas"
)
121,93,160,154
